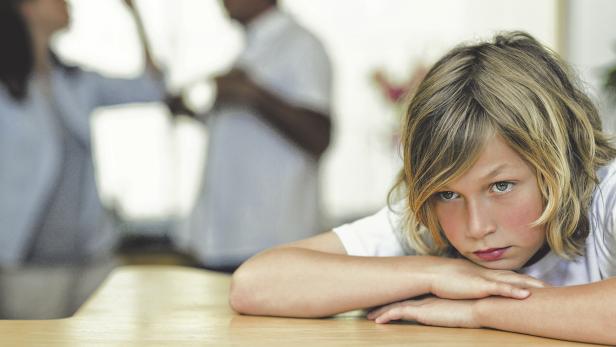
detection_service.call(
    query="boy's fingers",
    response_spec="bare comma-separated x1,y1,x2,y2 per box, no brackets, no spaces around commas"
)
488,272,548,289
489,281,530,299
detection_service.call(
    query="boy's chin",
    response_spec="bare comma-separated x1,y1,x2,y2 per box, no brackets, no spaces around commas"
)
468,257,524,271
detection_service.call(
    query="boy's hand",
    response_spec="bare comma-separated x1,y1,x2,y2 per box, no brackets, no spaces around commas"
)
367,296,481,328
428,258,547,300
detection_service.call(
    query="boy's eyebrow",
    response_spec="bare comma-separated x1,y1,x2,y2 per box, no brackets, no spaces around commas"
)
440,163,513,191
481,163,510,180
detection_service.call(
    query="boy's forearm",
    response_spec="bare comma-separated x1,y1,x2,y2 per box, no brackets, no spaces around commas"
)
474,278,616,345
230,248,439,317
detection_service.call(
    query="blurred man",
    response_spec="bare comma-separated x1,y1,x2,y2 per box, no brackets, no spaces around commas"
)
177,0,332,272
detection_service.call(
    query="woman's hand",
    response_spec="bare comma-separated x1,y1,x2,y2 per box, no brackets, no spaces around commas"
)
428,258,547,300
123,0,135,10
367,296,480,328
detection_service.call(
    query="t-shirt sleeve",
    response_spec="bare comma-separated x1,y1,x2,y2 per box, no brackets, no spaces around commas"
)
250,33,332,116
333,206,412,257
591,161,616,278
285,38,332,114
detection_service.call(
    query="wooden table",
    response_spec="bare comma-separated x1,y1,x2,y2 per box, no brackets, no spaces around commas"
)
0,266,602,346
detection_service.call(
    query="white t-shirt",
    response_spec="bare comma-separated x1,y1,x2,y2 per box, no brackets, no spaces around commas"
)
334,161,616,286
180,8,332,267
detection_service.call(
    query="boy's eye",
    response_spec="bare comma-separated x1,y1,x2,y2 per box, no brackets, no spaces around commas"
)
491,181,514,193
438,191,459,201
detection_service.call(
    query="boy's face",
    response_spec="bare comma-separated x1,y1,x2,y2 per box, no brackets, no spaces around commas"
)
433,135,546,270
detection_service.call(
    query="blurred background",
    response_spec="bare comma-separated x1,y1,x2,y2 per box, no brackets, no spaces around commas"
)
3,0,616,318
52,0,616,265
55,0,616,231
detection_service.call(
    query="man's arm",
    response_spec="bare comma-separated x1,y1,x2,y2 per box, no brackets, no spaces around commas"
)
215,69,331,159
251,84,331,159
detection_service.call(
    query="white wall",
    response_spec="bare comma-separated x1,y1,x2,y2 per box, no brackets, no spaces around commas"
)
55,0,559,225
565,0,616,134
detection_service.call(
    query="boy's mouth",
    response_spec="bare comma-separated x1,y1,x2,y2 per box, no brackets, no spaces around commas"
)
474,247,510,261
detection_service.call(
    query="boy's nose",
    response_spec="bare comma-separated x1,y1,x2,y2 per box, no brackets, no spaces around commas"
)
465,198,496,239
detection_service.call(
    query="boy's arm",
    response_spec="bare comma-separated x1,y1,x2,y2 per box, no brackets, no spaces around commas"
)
475,278,616,345
230,232,433,317
369,278,616,345
230,232,546,318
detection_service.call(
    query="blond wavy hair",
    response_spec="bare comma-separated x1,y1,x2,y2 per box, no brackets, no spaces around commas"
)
389,31,616,259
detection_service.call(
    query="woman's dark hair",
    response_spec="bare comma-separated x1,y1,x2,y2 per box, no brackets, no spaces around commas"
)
0,0,34,101
0,0,76,101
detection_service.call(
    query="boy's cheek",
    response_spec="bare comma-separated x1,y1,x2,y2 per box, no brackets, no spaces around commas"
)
497,202,544,243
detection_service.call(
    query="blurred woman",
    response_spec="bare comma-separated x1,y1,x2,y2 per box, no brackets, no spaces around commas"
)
0,0,165,318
